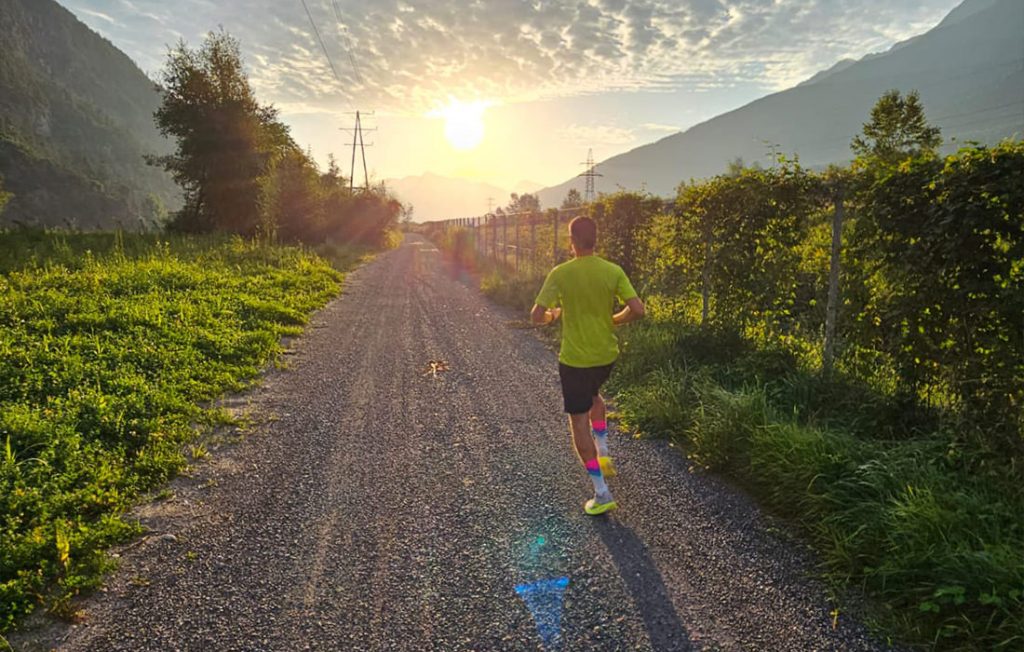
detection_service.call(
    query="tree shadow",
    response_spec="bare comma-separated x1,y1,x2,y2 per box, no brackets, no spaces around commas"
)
594,519,694,652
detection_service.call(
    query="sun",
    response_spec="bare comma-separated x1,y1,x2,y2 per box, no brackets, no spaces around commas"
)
432,99,489,151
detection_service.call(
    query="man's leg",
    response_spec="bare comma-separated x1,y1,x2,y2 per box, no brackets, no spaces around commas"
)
569,412,614,511
590,393,609,456
560,364,616,514
569,411,598,465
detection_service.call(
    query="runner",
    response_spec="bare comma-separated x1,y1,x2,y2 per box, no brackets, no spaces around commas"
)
530,216,645,515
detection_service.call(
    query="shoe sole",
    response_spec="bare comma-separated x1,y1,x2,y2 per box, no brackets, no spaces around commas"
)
584,500,618,516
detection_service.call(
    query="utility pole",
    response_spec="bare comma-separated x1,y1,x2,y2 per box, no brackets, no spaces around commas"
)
341,111,376,192
486,197,495,214
578,148,603,203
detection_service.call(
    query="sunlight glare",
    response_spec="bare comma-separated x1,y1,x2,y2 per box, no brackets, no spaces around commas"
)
431,99,489,151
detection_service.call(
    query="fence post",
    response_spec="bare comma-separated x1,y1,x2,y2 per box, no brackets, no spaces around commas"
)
515,213,521,273
552,209,559,266
701,211,712,327
530,211,537,275
823,189,845,373
502,214,508,268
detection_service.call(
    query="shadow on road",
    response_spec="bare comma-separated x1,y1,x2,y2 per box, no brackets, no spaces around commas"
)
595,519,694,652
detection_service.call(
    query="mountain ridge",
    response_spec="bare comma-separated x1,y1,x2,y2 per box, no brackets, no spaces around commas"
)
0,0,180,228
537,0,1023,207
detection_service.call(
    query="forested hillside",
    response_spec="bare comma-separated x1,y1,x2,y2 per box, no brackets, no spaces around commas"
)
0,0,179,229
537,0,1024,205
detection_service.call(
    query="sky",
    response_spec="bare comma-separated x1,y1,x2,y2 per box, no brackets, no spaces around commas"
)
62,0,964,191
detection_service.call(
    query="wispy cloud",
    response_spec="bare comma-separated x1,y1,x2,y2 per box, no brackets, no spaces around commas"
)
641,122,680,133
563,123,638,147
62,0,964,112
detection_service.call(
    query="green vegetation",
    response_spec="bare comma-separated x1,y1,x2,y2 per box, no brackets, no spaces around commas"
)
432,92,1024,650
0,230,351,632
0,0,179,229
152,31,401,246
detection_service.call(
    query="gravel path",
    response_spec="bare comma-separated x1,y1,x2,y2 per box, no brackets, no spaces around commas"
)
15,236,890,651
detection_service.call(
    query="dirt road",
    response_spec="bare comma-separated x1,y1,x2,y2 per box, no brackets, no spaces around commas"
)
25,236,887,651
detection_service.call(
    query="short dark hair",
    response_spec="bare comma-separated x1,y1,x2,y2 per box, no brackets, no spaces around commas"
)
569,216,597,250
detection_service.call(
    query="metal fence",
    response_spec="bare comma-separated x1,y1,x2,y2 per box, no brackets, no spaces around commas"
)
436,206,589,277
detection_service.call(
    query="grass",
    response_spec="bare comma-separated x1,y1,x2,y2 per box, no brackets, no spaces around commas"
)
610,319,1024,651
460,244,1024,651
0,229,355,632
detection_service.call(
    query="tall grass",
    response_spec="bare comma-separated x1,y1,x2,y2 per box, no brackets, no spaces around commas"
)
0,230,350,631
611,320,1024,651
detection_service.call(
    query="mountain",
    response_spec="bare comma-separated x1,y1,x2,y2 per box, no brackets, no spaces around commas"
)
0,0,180,229
386,173,516,222
537,0,1024,206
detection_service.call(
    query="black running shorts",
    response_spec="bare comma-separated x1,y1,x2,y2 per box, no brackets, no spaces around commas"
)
558,362,614,414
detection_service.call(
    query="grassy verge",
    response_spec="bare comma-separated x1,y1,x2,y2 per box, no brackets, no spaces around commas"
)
464,258,1024,651
0,230,357,632
609,316,1023,650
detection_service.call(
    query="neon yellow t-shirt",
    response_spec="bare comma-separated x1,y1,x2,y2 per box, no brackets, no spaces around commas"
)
534,255,638,368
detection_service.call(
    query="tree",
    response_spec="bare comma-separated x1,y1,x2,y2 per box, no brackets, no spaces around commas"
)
506,192,540,214
259,146,324,243
151,30,290,235
851,90,941,164
561,188,583,210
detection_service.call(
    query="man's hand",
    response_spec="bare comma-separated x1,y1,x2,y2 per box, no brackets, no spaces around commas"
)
530,305,561,325
612,297,645,326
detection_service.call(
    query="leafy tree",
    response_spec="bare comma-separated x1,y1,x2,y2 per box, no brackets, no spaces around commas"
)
673,162,824,331
561,188,583,210
851,90,941,164
591,191,662,279
259,146,324,243
506,192,540,214
151,30,289,235
849,141,1024,450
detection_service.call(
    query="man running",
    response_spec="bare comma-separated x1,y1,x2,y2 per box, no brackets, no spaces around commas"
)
530,216,645,515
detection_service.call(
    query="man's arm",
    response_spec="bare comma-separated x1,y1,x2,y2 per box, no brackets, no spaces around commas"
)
531,304,562,325
612,297,645,325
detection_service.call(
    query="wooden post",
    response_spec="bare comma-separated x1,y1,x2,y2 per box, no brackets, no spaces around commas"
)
552,210,559,266
502,214,508,268
530,212,537,275
701,211,712,327
515,213,521,273
823,189,845,373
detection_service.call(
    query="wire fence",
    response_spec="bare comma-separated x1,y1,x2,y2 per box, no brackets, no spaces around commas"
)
435,206,590,278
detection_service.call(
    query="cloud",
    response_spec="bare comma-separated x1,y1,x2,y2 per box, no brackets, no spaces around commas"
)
62,0,964,112
562,123,637,147
641,123,680,133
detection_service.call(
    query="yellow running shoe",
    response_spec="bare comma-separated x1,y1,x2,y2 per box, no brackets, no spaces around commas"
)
584,496,618,516
599,456,617,478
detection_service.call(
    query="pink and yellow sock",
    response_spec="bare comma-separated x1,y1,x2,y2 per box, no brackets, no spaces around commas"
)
585,458,610,497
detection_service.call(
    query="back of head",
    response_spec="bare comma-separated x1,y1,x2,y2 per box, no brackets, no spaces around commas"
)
569,216,597,251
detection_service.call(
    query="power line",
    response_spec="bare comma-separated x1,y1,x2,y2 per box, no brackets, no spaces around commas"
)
329,0,363,84
299,0,344,85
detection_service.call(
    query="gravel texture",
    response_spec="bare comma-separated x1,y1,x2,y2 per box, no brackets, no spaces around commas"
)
12,236,891,651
